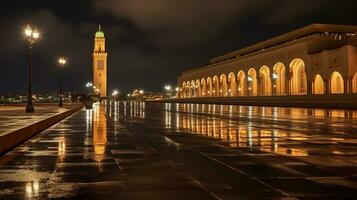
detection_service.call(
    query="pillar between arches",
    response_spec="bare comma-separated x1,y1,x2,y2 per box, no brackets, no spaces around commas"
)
348,77,353,94
324,79,329,94
344,77,348,94
307,79,312,95
257,77,261,96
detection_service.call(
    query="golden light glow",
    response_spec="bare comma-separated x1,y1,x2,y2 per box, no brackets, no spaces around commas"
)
93,104,107,162
32,30,39,39
25,25,32,36
58,57,67,65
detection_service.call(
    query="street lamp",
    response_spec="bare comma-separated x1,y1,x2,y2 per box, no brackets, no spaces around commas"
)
112,90,119,96
112,90,119,101
164,85,172,98
86,82,93,88
58,57,67,107
85,82,93,109
24,25,40,113
272,73,278,80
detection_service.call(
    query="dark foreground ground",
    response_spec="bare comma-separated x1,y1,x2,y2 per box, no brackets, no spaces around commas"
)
0,102,357,199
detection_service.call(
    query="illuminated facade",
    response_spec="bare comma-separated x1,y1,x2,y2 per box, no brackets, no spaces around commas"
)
177,24,357,99
93,25,108,98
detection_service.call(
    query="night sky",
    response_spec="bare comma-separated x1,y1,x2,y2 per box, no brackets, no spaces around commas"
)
1,0,357,94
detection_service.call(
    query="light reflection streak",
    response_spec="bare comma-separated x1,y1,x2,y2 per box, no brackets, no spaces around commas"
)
58,138,66,161
26,180,39,198
92,104,107,162
163,103,344,157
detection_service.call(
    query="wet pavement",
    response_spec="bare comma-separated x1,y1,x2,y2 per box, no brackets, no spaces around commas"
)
0,102,357,199
0,104,76,137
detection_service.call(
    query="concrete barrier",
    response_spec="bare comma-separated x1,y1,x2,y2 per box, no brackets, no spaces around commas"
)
0,105,83,156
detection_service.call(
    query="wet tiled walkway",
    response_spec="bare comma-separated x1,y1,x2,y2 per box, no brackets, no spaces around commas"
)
0,104,75,137
0,102,357,199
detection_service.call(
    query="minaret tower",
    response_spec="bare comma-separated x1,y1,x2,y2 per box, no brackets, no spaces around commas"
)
93,24,107,98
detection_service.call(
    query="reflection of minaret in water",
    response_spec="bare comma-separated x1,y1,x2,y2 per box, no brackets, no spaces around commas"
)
93,104,107,161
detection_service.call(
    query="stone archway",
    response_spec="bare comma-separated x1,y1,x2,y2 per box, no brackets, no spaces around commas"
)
259,66,272,96
248,68,258,96
206,77,213,97
289,58,307,95
212,76,219,97
182,82,186,98
228,72,237,97
187,81,192,97
220,74,228,97
191,80,196,97
237,70,246,96
330,71,344,94
313,74,324,94
196,80,201,97
273,62,286,95
201,78,207,97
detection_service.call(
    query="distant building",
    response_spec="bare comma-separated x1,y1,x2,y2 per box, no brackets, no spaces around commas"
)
177,24,357,99
93,25,108,98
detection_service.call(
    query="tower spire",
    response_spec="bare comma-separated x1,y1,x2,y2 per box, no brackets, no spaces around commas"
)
99,24,101,31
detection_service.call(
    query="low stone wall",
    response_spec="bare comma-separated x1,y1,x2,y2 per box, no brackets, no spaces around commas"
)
153,94,357,109
0,106,83,156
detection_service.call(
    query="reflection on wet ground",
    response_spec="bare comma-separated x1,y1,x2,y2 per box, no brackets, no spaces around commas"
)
0,102,357,199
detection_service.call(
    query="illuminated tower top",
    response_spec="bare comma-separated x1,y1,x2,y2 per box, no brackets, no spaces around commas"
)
95,24,105,38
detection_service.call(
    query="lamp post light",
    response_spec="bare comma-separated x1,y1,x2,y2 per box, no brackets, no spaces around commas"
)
24,25,40,113
247,76,253,96
164,85,172,98
272,73,278,95
86,82,93,88
175,87,179,98
58,57,67,107
112,90,119,101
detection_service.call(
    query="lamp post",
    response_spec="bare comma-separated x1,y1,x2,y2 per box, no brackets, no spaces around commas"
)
85,82,93,109
24,25,39,113
58,57,66,107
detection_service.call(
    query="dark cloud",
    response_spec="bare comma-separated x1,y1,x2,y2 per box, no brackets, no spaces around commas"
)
95,0,271,48
0,0,357,94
